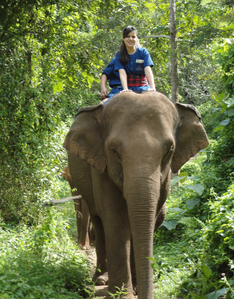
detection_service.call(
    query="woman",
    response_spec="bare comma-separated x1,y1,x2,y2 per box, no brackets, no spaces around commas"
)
115,25,156,94
100,26,156,104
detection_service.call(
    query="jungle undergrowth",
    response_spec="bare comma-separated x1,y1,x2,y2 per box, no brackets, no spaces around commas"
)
152,147,234,299
0,207,95,299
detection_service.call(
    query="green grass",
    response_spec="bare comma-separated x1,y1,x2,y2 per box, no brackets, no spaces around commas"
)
151,151,234,299
0,208,95,299
152,241,197,299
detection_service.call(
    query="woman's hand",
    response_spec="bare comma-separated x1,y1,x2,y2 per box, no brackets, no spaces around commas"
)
120,89,133,93
100,87,109,99
144,66,156,92
146,88,156,92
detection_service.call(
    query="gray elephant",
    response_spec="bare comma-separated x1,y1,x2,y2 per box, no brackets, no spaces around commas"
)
63,92,209,299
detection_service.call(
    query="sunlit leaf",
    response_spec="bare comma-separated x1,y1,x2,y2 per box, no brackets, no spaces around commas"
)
161,220,178,230
186,184,204,195
228,109,234,117
224,98,234,108
214,118,230,132
53,82,63,93
171,176,181,187
186,198,200,209
171,173,188,186
206,288,229,299
187,176,201,181
220,119,230,126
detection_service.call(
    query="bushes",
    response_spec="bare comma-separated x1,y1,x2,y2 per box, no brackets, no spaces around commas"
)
177,184,234,299
201,184,234,272
153,136,234,297
0,121,69,224
0,208,94,298
0,3,102,224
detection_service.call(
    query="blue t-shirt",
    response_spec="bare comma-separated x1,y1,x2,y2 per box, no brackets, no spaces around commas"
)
102,57,121,88
114,47,154,76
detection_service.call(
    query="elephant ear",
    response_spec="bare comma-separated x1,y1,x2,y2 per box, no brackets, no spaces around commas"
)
171,103,209,173
63,104,106,173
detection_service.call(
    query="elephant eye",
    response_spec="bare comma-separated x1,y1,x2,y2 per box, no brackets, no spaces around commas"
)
168,145,174,155
111,147,120,159
169,145,174,153
163,145,174,161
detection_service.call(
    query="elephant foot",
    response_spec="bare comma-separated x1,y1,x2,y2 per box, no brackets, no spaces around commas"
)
94,272,109,285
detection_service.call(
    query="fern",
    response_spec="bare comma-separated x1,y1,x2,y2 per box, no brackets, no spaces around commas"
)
178,217,205,229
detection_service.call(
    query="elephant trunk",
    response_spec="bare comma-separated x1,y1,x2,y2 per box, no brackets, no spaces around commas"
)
123,167,160,299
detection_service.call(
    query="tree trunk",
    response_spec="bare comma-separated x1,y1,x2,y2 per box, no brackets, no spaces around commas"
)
169,0,179,103
169,0,180,179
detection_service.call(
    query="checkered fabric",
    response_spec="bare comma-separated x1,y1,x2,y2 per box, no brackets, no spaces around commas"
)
128,74,148,87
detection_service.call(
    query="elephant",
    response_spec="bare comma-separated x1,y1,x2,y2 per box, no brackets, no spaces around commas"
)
61,166,95,248
63,92,209,299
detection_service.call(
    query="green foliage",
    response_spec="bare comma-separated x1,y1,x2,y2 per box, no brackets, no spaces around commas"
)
210,41,234,157
108,284,128,299
151,239,198,298
0,209,94,298
0,0,101,222
198,101,222,139
0,120,69,223
154,178,234,298
201,185,234,267
177,185,234,298
1,0,233,224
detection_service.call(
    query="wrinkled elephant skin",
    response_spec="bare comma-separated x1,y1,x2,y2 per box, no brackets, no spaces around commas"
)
63,92,209,299
61,166,94,248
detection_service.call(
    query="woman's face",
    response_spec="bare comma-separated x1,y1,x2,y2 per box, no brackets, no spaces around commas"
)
123,30,137,50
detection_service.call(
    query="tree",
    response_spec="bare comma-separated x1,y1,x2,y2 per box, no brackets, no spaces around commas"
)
1,0,233,223
169,0,179,103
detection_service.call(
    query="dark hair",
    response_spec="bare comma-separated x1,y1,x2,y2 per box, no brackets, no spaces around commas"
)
119,26,137,65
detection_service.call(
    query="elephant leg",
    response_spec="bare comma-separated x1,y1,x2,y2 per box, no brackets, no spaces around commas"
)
79,199,91,248
74,197,82,243
92,172,134,298
104,207,134,299
61,166,91,247
67,152,101,266
74,196,90,248
91,215,108,285
89,222,95,245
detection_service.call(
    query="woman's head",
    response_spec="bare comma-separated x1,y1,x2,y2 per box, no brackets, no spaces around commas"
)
122,26,140,49
123,25,137,39
119,25,140,64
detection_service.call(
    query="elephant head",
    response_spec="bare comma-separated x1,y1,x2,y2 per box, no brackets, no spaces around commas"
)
63,92,209,298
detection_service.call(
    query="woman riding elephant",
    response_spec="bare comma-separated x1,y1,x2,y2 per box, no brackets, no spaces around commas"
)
100,26,156,104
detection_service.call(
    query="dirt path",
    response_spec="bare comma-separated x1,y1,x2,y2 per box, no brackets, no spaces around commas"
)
81,246,108,298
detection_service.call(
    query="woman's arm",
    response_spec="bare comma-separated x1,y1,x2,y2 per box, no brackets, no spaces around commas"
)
144,66,156,91
100,74,109,99
119,69,128,90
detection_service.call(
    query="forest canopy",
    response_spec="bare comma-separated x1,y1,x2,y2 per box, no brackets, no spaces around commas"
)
0,0,234,220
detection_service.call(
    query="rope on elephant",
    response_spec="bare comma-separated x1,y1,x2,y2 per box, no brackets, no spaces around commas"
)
43,195,82,206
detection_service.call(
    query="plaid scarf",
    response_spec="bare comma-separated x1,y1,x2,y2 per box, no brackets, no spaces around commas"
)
127,74,148,87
